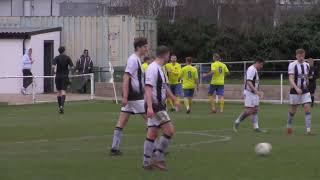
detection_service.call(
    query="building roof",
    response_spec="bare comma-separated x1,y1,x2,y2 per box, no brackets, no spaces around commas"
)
0,27,62,39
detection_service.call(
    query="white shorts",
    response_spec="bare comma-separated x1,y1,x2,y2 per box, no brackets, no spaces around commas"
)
244,91,259,108
290,93,312,105
147,111,171,128
121,100,145,114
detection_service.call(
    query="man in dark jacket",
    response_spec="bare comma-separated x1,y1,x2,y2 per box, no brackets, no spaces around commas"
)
75,49,93,93
308,58,319,107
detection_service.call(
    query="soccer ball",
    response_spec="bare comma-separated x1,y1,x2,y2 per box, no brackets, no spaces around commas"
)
255,143,272,156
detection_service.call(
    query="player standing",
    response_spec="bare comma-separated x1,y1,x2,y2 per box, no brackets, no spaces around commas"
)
233,59,265,133
203,53,229,113
110,37,148,156
143,46,179,170
287,49,313,135
165,54,182,111
52,47,74,114
180,57,199,114
307,58,319,107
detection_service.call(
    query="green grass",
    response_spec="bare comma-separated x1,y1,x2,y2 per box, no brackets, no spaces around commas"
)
1,101,320,180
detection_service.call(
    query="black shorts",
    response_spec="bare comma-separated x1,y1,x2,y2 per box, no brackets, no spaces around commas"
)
309,82,317,94
55,77,69,91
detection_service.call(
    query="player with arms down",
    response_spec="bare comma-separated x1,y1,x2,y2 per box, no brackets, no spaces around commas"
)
143,46,180,171
287,49,313,135
52,46,74,114
110,37,148,156
165,54,182,112
180,57,199,114
233,59,266,133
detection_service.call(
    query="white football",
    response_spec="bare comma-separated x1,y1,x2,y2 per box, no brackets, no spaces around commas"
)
255,143,272,156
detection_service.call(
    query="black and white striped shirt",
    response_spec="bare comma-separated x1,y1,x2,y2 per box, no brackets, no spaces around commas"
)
125,53,144,101
245,65,259,93
145,62,167,112
288,60,310,94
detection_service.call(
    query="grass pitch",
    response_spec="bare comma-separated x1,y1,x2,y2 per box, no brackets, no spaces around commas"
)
0,101,320,180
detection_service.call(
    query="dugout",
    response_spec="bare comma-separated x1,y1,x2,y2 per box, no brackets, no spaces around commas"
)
0,27,61,94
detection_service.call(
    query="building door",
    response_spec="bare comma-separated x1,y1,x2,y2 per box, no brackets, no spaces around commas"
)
44,41,54,93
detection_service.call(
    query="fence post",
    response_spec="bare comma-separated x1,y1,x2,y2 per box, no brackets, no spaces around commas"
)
32,77,36,104
90,73,95,100
243,61,247,83
199,64,202,85
109,62,118,104
280,73,283,104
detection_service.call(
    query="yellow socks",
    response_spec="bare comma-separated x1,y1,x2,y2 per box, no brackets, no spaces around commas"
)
167,98,174,109
220,97,225,113
209,95,216,112
188,98,192,109
184,98,190,110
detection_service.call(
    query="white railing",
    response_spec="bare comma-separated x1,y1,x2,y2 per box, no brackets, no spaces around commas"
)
0,73,95,104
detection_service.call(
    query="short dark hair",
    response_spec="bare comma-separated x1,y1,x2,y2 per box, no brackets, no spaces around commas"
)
144,56,151,62
171,54,177,57
58,46,65,54
186,57,193,64
156,45,170,57
255,59,265,64
134,37,148,50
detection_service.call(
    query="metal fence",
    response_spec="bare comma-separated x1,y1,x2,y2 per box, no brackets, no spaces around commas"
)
92,59,319,104
95,59,320,84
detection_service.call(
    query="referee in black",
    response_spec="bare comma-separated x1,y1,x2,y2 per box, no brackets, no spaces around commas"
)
308,58,319,107
53,47,74,114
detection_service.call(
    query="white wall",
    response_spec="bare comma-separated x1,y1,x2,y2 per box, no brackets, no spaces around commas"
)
0,39,23,93
12,0,23,16
30,31,60,93
0,0,11,16
0,31,60,94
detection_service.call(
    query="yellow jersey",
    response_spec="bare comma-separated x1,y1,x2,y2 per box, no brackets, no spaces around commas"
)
210,61,229,85
142,62,149,72
181,65,198,89
165,62,181,85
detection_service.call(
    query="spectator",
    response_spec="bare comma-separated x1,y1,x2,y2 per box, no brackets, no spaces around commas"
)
21,48,34,95
75,49,93,93
307,58,319,107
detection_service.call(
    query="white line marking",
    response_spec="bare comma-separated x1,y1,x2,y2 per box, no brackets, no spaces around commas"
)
0,125,311,146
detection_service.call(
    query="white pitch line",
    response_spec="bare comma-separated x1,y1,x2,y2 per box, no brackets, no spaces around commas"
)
122,132,232,150
0,125,314,146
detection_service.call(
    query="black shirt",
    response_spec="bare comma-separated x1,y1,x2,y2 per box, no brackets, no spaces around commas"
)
53,54,73,77
309,63,319,84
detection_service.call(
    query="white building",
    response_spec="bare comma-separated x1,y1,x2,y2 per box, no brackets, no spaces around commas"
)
0,27,61,94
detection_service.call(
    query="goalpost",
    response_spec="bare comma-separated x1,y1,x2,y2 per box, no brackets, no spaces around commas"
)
109,62,119,104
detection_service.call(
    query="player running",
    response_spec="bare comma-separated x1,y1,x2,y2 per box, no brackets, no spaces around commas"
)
52,46,74,114
165,54,182,112
110,37,148,156
142,56,152,72
287,49,313,135
180,57,199,114
203,53,229,113
307,58,319,107
233,59,265,133
143,46,180,171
